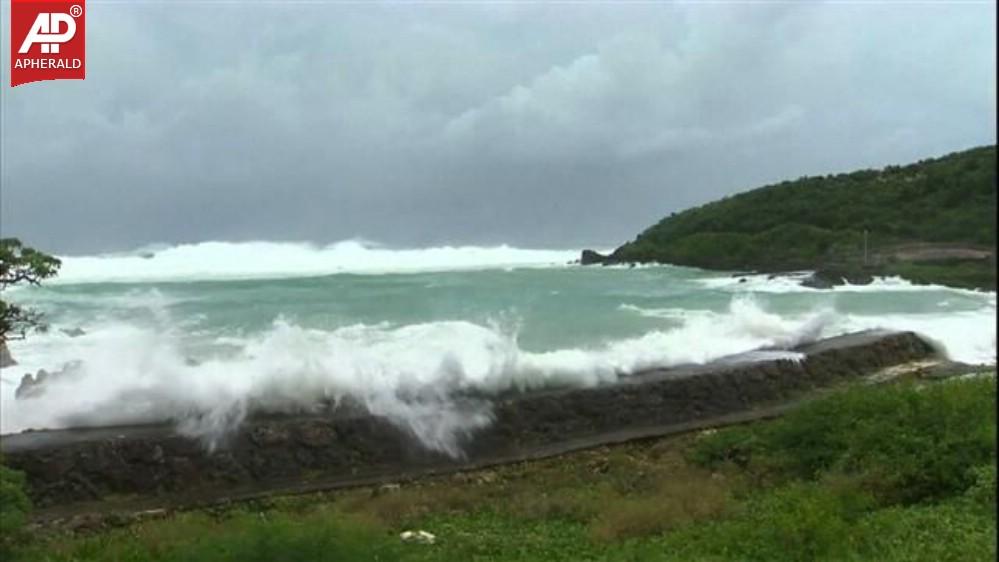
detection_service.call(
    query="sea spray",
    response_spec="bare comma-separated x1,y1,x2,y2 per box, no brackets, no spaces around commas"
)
1,297,833,454
2,258,994,455
48,240,579,284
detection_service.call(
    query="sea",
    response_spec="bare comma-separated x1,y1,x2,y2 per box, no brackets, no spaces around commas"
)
1,240,995,454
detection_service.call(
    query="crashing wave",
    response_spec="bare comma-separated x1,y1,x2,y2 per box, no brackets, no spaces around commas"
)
48,240,580,284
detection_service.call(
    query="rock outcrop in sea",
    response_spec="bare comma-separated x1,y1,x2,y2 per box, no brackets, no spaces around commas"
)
0,341,16,368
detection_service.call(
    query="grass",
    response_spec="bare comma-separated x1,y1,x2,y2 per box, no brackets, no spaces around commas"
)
688,373,997,503
7,375,997,561
1,459,32,559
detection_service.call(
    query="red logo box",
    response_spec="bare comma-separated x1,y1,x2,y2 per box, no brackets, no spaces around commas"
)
10,0,86,87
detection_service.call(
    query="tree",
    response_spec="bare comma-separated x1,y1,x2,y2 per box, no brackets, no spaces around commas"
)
0,238,61,343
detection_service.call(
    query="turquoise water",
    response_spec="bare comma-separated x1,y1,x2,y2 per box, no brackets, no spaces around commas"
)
10,266,991,352
15,267,724,351
1,241,995,451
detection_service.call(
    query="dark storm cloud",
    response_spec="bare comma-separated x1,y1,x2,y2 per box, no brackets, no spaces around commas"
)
1,2,995,254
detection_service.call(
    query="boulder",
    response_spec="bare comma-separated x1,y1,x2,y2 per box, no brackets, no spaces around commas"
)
14,361,84,400
16,370,48,399
801,267,876,289
580,249,609,265
0,341,16,368
800,273,836,289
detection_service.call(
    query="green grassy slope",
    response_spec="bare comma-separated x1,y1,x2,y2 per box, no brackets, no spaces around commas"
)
611,146,996,277
8,374,996,562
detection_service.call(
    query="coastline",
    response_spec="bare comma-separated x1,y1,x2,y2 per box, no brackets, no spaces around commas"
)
2,330,939,515
579,248,997,292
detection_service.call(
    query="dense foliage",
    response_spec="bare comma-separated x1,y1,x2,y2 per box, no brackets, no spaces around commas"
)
689,376,997,505
0,238,61,342
0,462,32,558
613,145,997,271
12,375,996,561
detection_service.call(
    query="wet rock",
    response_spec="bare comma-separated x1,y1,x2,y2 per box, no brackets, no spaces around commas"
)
15,370,47,399
801,267,876,289
167,457,199,482
0,341,16,368
14,362,83,400
61,327,86,338
800,273,836,289
250,426,291,447
580,249,609,265
296,421,336,448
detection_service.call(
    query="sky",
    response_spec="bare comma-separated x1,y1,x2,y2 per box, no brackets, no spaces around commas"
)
1,1,996,255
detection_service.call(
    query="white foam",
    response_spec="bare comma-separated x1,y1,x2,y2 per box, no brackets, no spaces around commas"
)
694,272,996,364
0,296,830,454
3,264,994,456
49,240,579,284
832,307,997,366
701,272,995,297
618,304,718,322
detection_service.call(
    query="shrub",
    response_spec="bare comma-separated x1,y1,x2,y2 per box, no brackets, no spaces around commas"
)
642,482,870,562
965,461,998,515
686,426,761,469
0,462,32,557
850,500,997,562
691,377,997,505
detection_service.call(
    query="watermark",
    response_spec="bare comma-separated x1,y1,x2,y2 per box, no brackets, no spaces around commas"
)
10,0,86,87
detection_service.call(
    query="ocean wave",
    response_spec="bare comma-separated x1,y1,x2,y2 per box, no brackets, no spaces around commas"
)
47,240,580,284
0,296,826,453
617,297,995,366
835,307,996,367
701,272,997,296
618,304,719,321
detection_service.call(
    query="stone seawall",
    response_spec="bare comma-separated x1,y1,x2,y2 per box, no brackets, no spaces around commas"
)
1,330,937,510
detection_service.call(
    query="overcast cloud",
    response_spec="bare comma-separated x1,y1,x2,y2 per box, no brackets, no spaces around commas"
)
1,2,995,254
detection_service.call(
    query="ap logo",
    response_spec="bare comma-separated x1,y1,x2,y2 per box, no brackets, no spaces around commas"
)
10,1,86,87
19,12,79,54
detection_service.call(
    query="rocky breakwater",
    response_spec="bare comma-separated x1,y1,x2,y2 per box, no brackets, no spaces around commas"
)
1,330,938,511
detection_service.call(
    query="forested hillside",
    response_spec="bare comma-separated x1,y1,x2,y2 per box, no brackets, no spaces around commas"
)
611,146,996,275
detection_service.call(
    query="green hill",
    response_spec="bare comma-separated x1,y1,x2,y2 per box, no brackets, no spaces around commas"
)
605,145,996,289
